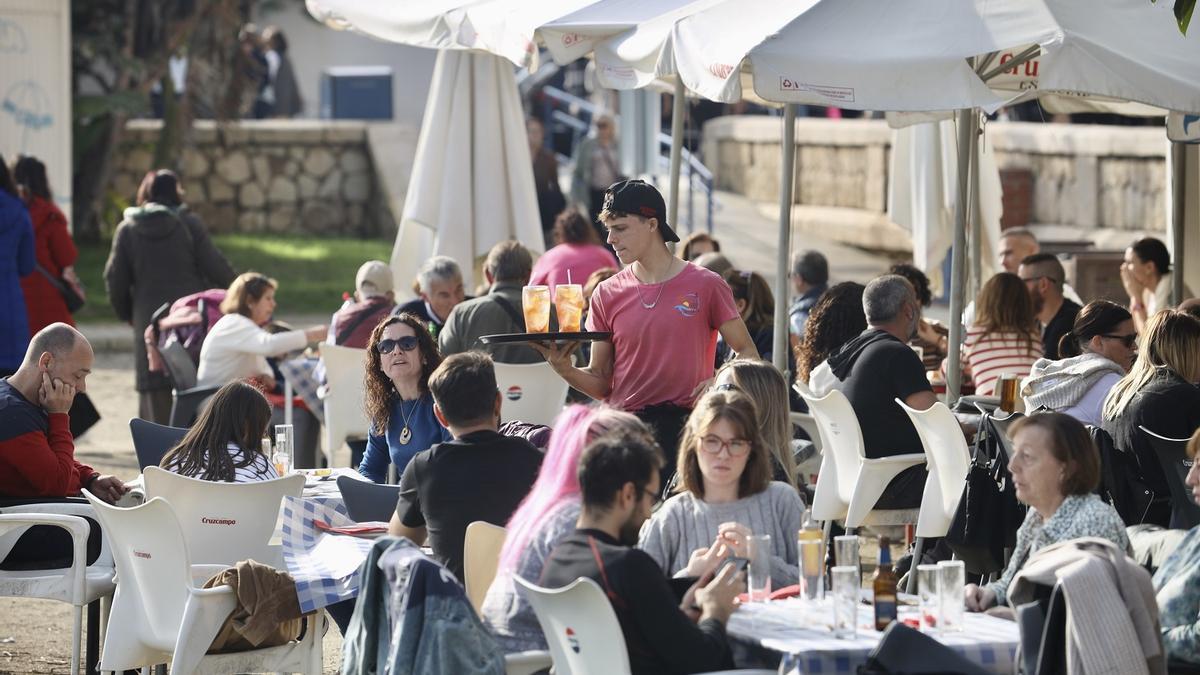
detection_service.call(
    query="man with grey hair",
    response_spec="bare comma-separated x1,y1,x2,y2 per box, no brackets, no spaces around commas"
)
395,255,467,336
789,249,829,344
824,274,937,509
1,323,127,502
439,241,542,363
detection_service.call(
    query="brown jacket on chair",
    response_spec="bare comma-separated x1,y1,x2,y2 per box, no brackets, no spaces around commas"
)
203,559,305,652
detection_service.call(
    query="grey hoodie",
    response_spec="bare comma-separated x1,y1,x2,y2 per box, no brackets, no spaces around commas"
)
1021,352,1125,414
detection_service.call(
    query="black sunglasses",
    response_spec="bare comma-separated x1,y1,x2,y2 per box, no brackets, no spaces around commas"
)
376,336,420,354
1101,333,1138,349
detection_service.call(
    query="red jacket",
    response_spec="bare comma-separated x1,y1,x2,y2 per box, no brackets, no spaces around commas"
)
0,379,95,498
19,196,77,332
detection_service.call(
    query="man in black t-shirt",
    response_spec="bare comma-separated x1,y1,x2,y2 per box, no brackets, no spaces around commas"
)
389,352,542,580
825,275,938,509
1020,253,1081,361
539,434,744,675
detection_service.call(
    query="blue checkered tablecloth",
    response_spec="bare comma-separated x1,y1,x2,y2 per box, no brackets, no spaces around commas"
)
281,495,376,613
727,597,1018,674
279,356,325,426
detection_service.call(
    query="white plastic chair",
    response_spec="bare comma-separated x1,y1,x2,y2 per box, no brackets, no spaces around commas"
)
896,399,972,591
81,491,323,675
463,521,507,613
515,576,773,675
143,467,304,567
494,361,570,426
799,387,925,529
0,503,115,675
319,342,371,468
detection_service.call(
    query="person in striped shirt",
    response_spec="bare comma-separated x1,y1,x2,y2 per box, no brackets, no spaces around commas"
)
950,272,1043,397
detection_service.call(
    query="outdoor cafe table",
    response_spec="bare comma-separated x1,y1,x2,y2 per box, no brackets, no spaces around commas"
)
281,468,378,613
727,595,1019,674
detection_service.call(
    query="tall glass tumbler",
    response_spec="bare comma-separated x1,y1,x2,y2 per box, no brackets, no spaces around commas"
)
938,560,966,632
917,564,941,633
834,534,860,581
831,566,859,639
522,285,551,333
747,534,772,602
799,539,825,601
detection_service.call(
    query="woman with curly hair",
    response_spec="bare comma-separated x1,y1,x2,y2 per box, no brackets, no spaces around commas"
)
795,281,866,395
949,272,1042,396
358,313,452,483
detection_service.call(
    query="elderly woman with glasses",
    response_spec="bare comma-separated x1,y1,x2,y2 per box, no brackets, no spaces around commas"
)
638,389,804,590
358,313,452,483
964,412,1129,614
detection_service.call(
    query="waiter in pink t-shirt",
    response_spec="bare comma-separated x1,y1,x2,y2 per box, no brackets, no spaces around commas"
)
533,179,760,484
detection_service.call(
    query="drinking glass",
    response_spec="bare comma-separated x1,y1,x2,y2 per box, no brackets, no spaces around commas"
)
831,566,859,639
554,284,585,332
937,560,966,632
747,534,772,602
834,534,860,578
917,564,941,633
799,539,825,601
522,285,551,333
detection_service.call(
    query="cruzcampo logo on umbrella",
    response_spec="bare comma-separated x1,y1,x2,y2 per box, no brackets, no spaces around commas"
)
2,80,53,150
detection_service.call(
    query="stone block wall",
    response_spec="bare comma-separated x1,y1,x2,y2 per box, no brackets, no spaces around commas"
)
110,120,392,236
703,116,1168,241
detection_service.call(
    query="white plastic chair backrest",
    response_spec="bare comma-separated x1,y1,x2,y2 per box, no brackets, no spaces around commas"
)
82,492,191,655
0,502,115,588
800,388,864,520
143,466,304,566
896,399,971,538
515,576,632,675
463,521,507,613
320,342,370,468
789,411,823,454
494,361,570,427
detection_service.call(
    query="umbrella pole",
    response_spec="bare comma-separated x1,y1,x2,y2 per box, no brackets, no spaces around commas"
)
774,103,798,373
1171,140,1186,306
946,108,978,408
668,79,686,233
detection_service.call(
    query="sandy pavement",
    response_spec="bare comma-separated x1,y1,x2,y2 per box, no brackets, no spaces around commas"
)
0,352,344,673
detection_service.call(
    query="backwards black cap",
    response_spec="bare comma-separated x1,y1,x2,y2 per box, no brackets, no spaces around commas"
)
601,179,679,243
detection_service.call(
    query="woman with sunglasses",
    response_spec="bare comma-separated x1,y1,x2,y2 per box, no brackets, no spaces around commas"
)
639,389,804,590
358,313,452,483
1023,300,1136,426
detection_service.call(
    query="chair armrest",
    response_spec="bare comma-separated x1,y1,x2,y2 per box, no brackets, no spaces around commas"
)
173,585,238,675
0,514,92,595
861,453,927,466
0,505,111,570
504,650,553,675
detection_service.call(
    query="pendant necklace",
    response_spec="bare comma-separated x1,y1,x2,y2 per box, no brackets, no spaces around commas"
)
398,396,417,445
636,260,676,310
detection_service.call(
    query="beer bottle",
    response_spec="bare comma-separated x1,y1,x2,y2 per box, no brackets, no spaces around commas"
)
873,536,898,631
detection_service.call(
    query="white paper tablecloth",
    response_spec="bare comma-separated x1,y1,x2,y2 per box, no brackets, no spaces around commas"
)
727,597,1019,674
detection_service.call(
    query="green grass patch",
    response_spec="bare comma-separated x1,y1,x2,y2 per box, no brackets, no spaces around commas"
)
73,234,393,323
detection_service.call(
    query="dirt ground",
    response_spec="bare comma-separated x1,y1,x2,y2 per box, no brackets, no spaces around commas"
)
0,352,344,674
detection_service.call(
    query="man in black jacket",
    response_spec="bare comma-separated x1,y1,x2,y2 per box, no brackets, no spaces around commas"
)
539,433,744,674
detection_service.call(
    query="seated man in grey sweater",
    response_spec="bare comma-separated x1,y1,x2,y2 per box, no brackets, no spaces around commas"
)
638,390,805,590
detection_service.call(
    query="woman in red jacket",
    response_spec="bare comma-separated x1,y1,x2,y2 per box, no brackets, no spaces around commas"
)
14,155,81,332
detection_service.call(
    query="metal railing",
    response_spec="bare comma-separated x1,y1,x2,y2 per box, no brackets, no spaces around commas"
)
536,85,714,234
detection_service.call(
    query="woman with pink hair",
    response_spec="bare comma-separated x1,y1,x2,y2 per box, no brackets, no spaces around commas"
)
481,404,652,652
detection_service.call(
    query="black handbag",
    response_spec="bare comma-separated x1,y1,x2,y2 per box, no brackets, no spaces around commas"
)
945,414,1025,575
34,263,85,313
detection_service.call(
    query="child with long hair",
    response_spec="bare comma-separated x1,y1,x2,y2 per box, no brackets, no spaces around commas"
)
480,405,651,652
160,381,277,482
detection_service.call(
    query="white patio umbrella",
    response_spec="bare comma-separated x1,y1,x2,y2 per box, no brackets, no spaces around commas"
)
388,50,544,295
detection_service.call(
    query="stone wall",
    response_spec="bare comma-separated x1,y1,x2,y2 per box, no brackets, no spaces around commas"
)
703,116,1167,246
111,120,393,236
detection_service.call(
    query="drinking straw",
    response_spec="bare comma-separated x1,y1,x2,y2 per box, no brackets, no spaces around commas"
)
567,269,573,285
